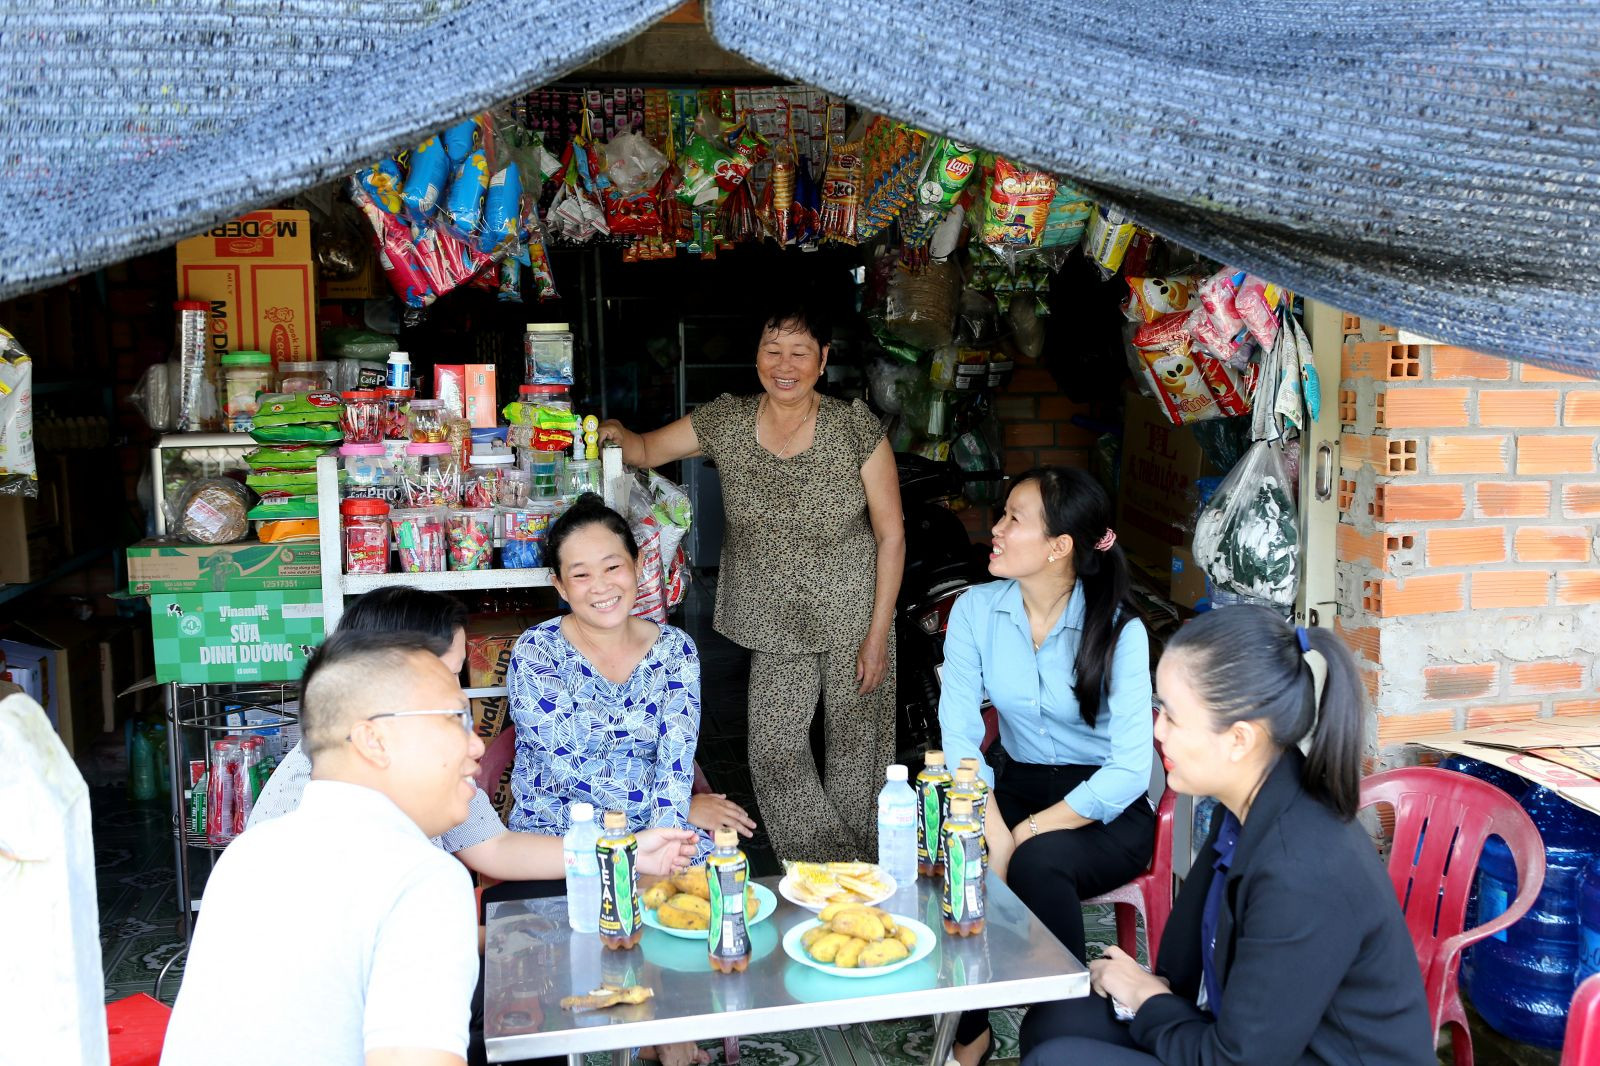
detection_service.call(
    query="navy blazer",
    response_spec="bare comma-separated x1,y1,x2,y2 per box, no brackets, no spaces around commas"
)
1130,750,1435,1065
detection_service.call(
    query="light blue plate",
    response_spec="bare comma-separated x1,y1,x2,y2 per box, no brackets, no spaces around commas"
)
642,882,779,940
781,915,937,979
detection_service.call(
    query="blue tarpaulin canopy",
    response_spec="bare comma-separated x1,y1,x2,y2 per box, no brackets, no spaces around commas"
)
2,0,1597,369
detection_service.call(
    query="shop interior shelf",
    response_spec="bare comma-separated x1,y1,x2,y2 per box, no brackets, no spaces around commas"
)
340,567,552,595
0,545,114,605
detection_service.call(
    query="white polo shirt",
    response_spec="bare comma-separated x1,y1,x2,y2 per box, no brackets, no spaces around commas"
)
161,781,478,1066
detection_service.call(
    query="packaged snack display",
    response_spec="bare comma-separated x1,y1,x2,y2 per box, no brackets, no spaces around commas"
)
341,498,390,575
402,442,461,507
504,384,576,451
245,445,329,470
176,479,251,545
1235,275,1283,349
247,496,318,521
401,135,449,223
1131,315,1222,425
981,158,1056,249
1192,439,1300,606
1125,276,1201,323
251,392,343,429
447,508,495,571
443,149,490,239
220,351,273,432
819,140,864,244
1198,270,1246,337
392,507,448,572
257,518,320,542
244,470,319,496
1040,180,1094,248
1082,204,1136,275
340,390,383,444
479,162,523,256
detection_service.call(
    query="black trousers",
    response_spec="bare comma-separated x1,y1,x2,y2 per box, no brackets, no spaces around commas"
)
956,762,1156,1046
1020,995,1159,1063
469,879,565,1066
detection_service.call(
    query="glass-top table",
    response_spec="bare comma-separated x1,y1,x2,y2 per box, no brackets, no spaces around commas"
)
484,872,1089,1065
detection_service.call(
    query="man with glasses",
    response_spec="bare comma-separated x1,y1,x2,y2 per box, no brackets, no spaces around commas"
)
163,630,486,1066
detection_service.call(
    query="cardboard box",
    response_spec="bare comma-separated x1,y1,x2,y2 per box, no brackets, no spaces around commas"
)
0,489,60,584
126,539,322,595
176,210,317,364
1169,547,1212,611
1117,389,1216,571
1413,717,1600,817
149,590,325,684
318,255,387,302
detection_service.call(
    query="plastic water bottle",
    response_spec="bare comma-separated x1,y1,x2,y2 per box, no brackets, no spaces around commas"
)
878,765,918,887
563,802,602,933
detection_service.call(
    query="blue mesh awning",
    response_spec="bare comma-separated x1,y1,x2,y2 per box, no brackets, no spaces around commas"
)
709,0,1600,371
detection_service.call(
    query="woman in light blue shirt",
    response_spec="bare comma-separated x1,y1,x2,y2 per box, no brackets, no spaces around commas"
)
939,466,1154,1066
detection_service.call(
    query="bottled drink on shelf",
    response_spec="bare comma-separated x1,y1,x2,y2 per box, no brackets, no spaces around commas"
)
232,740,254,835
205,739,238,846
877,764,918,887
596,811,642,950
706,827,751,973
916,751,953,877
942,796,986,937
950,762,989,869
563,802,602,933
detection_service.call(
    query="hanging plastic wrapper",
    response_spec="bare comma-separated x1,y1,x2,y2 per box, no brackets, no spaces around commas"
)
819,140,864,244
623,469,693,623
1082,203,1137,277
980,158,1056,261
0,327,37,495
1192,439,1300,607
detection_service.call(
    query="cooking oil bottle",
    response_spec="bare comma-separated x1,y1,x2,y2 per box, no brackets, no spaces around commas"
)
916,750,953,876
596,810,642,950
941,796,986,937
706,827,751,973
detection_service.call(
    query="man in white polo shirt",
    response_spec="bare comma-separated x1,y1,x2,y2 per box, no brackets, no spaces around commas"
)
163,630,485,1066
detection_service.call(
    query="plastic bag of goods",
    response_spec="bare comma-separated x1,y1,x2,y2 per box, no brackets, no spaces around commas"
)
622,470,692,622
0,327,37,496
1192,440,1299,607
885,259,961,351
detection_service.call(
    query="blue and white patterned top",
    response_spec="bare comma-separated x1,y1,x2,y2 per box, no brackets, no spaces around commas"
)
506,617,708,858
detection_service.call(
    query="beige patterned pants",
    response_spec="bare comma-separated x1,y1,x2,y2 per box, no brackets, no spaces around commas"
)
747,630,897,864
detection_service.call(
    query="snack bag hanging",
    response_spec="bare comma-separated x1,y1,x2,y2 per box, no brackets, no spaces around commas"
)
0,327,37,496
1082,204,1136,276
819,140,864,244
981,157,1056,249
1192,439,1300,606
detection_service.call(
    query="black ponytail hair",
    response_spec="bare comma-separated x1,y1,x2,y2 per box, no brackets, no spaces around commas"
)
1014,467,1135,729
1164,605,1366,820
546,493,639,576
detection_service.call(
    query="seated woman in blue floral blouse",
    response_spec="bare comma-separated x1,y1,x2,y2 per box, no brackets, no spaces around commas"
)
507,493,723,862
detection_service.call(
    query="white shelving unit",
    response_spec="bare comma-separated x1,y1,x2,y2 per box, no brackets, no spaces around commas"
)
313,454,554,637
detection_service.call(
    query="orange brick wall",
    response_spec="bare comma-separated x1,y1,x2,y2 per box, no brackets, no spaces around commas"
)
1332,324,1600,758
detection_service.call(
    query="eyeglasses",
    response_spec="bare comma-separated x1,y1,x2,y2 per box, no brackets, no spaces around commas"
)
349,709,474,741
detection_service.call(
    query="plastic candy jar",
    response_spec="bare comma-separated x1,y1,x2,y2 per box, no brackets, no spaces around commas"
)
340,390,383,444
464,449,518,508
408,398,447,443
448,508,495,571
402,442,461,507
221,351,274,432
499,503,552,569
340,498,390,574
391,507,447,573
339,442,401,504
382,388,413,440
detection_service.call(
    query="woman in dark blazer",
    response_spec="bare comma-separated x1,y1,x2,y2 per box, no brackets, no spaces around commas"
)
1021,606,1434,1066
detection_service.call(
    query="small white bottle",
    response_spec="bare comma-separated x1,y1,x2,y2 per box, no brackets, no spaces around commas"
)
386,350,412,390
563,801,602,933
877,764,919,888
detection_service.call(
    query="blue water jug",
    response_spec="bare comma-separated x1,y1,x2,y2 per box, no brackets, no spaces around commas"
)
1469,784,1600,1048
1438,755,1526,995
1580,856,1600,984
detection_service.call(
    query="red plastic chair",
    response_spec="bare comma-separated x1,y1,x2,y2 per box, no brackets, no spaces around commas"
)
1360,767,1546,1066
1563,974,1600,1066
107,993,172,1066
1083,777,1176,963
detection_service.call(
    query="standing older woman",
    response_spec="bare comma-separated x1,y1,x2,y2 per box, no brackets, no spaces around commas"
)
600,299,904,862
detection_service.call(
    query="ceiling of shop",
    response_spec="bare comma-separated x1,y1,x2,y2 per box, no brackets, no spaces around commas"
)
1,0,1596,369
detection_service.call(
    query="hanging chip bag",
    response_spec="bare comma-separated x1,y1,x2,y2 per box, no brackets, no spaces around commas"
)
981,157,1056,248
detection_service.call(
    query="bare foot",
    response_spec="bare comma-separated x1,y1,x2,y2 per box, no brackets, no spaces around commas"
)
951,1028,991,1066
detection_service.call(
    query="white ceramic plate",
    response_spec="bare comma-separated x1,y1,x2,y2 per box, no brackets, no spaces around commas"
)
642,882,778,940
777,870,898,912
781,915,937,979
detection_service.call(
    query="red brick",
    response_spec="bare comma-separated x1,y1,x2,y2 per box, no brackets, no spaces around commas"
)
1036,448,1089,468
1428,435,1509,475
1480,390,1560,427
1004,450,1038,475
1466,704,1542,729
1381,483,1467,522
1476,482,1552,518
1337,524,1386,568
1341,433,1379,471
1336,620,1381,664
1377,710,1459,747
1423,664,1500,701
1511,661,1586,694
1517,435,1596,475
1555,699,1600,717
1008,368,1057,394
1565,393,1600,427
1557,570,1600,605
1431,347,1512,380
1472,570,1553,609
1522,363,1596,383
1037,395,1087,421
1003,422,1054,448
1427,526,1507,567
1514,526,1591,563
1374,575,1465,617
1054,424,1101,448
1381,388,1471,428
1564,484,1600,518
994,395,1035,421
1342,342,1390,381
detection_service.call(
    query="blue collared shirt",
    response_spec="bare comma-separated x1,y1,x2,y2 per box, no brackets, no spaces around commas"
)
937,579,1153,823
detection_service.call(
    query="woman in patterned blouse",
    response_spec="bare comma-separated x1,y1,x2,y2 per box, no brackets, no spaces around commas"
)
506,494,714,859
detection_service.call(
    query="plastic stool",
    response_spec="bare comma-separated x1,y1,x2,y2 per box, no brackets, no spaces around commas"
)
107,993,172,1066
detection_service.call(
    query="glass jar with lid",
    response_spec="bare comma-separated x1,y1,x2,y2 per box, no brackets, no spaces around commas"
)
402,442,461,507
340,390,383,444
340,498,390,575
339,442,401,504
463,447,518,509
220,351,274,431
277,360,336,394
409,398,447,443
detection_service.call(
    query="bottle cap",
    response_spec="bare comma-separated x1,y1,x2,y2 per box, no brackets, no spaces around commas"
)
959,756,980,770
388,351,410,362
340,498,389,517
954,766,976,784
925,750,946,766
526,322,571,333
950,796,975,816
570,801,595,822
603,810,627,830
221,350,272,366
886,764,908,782
714,827,739,848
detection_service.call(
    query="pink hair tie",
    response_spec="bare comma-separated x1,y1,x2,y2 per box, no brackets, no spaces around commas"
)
1094,528,1117,552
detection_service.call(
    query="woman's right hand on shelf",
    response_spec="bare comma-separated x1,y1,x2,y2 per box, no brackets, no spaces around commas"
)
597,419,638,462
